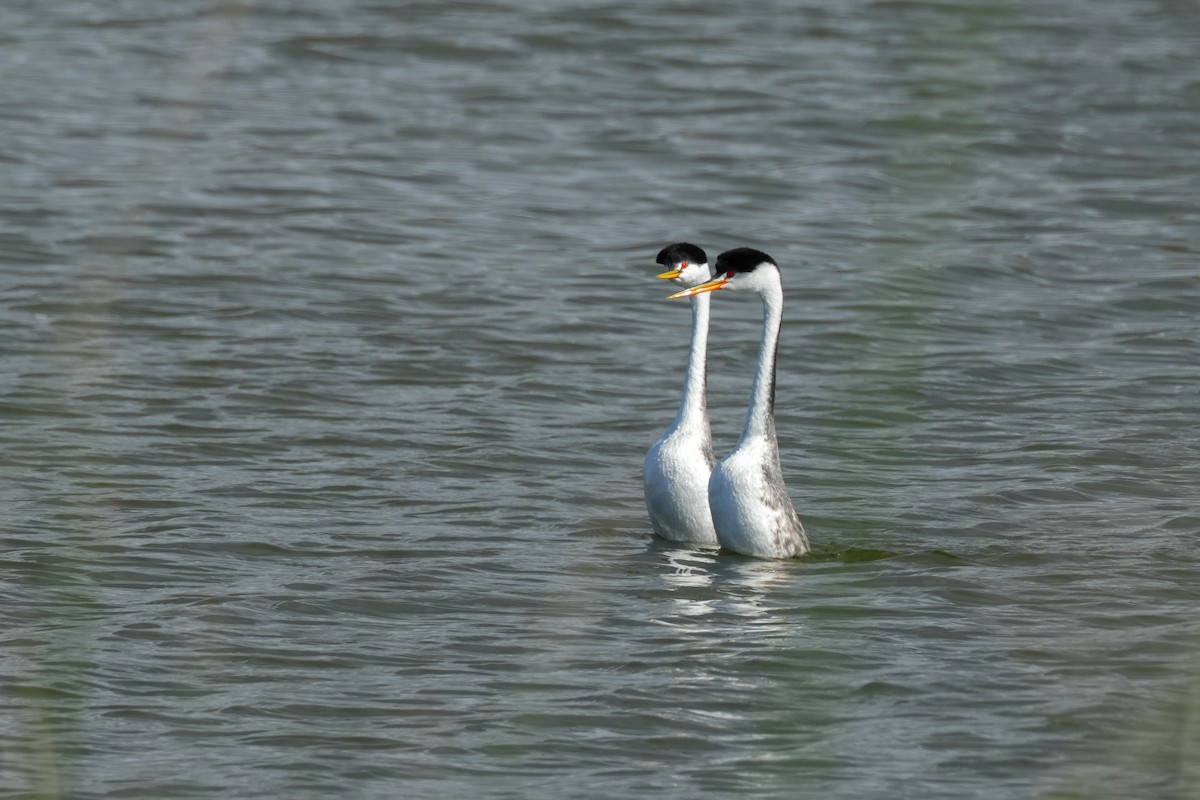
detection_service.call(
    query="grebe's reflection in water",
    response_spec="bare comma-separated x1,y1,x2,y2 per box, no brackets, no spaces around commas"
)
655,545,799,628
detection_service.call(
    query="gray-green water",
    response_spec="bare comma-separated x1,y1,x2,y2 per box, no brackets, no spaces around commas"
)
3,1,1199,798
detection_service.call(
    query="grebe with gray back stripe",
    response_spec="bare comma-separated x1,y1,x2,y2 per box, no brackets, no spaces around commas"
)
669,248,809,559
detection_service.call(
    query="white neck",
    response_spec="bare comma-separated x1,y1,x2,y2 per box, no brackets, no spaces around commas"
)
673,292,710,431
740,280,782,442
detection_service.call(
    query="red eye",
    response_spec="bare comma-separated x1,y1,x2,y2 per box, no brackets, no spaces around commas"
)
680,262,688,269
725,271,734,278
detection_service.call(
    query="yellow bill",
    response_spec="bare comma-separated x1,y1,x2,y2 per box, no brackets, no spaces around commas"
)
667,276,728,299
656,268,683,280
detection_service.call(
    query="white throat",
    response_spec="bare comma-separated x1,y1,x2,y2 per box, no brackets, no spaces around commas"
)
739,276,783,442
674,291,710,431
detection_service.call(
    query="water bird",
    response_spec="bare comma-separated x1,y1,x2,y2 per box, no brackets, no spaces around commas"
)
643,243,719,546
669,248,810,559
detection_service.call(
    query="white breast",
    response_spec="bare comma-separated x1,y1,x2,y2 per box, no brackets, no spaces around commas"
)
708,436,807,558
644,427,718,545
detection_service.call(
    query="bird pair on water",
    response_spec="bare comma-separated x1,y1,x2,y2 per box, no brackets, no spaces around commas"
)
643,243,809,560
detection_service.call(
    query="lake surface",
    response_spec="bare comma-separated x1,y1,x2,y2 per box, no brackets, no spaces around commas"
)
2,1,1199,797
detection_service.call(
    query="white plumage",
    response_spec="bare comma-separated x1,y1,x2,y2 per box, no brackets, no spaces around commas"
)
643,243,719,546
669,248,809,559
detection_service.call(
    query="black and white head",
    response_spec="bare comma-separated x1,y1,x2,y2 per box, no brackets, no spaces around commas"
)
668,247,780,298
654,242,712,288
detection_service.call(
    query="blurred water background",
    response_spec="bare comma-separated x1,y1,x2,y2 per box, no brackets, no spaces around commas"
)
2,1,1199,798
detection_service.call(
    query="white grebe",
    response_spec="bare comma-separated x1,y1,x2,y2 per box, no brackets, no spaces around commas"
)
669,248,809,559
643,243,719,546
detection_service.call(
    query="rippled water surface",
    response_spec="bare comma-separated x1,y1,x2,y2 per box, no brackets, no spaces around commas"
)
3,1,1199,798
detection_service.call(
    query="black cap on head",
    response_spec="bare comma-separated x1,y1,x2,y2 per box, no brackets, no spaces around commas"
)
656,242,707,267
715,247,776,274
